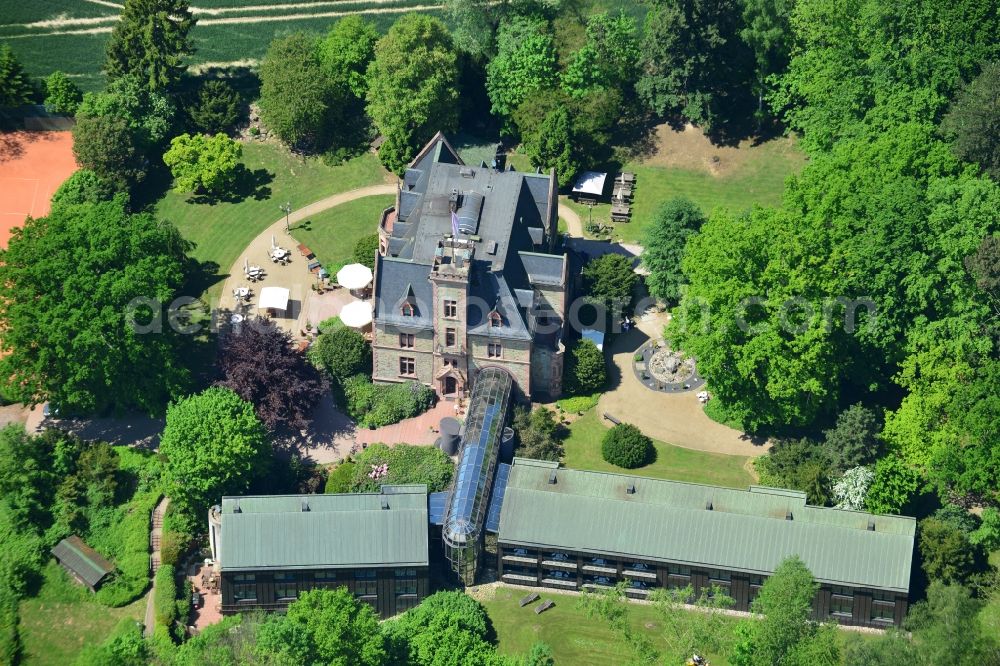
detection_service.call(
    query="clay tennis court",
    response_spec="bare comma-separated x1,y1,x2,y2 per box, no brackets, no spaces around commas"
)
0,130,77,248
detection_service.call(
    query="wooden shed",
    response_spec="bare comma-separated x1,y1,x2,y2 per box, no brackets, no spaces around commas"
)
51,535,114,592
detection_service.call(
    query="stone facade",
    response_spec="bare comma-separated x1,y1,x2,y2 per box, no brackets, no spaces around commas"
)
371,133,569,401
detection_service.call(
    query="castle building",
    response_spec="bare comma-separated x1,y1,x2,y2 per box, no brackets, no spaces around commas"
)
373,133,568,400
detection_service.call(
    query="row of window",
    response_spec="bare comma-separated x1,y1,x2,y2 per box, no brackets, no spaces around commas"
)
400,299,505,328
231,569,418,603
398,344,504,375
501,553,896,622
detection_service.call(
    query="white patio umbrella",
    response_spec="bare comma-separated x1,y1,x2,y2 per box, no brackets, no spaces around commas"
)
271,234,277,250
244,258,249,273
258,286,290,312
336,263,374,290
339,300,373,328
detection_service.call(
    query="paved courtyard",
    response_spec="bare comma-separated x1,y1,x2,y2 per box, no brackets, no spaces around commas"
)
597,311,770,457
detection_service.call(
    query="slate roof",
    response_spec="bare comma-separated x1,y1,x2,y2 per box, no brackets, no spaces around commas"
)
52,535,114,588
498,460,915,593
375,133,566,338
373,255,434,330
220,487,429,571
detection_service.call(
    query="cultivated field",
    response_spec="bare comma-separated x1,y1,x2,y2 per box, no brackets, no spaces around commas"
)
0,0,444,90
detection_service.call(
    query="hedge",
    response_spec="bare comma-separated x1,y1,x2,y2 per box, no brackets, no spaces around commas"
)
351,444,454,493
92,491,160,607
601,423,653,469
0,586,20,665
153,564,178,628
556,393,600,413
325,460,356,494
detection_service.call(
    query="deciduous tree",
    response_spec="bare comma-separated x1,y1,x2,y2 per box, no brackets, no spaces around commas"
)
43,71,82,115
636,0,749,127
318,16,379,100
162,132,243,195
216,318,328,432
513,406,563,461
72,115,147,191
905,583,997,665
160,387,269,516
864,455,920,515
486,16,558,126
561,11,639,98
366,14,459,174
642,197,705,303
105,0,195,91
0,198,191,414
49,170,113,211
731,556,838,666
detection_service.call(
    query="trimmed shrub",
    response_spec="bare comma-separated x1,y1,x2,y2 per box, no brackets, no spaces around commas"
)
601,423,653,469
153,564,178,628
0,586,20,665
555,393,599,413
353,234,380,269
351,444,454,493
325,460,356,494
159,530,186,567
312,328,371,381
342,375,435,428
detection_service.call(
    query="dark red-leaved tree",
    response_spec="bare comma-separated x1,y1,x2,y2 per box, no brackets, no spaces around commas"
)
216,318,328,432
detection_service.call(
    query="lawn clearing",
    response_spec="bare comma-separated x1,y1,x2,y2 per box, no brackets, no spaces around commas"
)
537,125,805,243
561,409,755,489
480,585,732,665
155,142,388,303
18,561,146,666
291,194,394,271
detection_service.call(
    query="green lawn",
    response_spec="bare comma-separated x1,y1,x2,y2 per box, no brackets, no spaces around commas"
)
291,194,394,272
155,143,388,303
18,561,146,666
482,586,732,665
534,136,805,243
562,409,755,489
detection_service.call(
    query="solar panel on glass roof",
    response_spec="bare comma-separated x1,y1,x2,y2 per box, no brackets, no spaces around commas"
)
428,491,448,526
485,463,511,533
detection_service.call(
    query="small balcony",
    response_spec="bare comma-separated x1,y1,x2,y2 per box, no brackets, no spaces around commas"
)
379,206,397,235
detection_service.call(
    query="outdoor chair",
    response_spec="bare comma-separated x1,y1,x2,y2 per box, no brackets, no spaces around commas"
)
534,600,555,614
519,592,540,607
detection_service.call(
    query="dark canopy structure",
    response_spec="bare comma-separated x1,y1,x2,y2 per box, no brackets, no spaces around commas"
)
442,367,514,584
51,535,114,591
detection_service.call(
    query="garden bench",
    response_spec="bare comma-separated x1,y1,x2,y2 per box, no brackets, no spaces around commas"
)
603,413,621,425
519,592,540,607
298,243,314,258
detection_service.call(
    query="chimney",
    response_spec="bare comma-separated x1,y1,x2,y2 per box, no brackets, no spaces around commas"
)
548,470,557,485
705,500,713,511
626,483,636,495
301,499,310,512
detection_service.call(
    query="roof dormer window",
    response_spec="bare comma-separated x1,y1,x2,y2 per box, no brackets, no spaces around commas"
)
488,310,502,327
401,302,415,317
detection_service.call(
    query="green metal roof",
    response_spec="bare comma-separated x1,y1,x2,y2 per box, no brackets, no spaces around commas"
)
220,487,429,572
497,460,915,592
51,535,114,587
